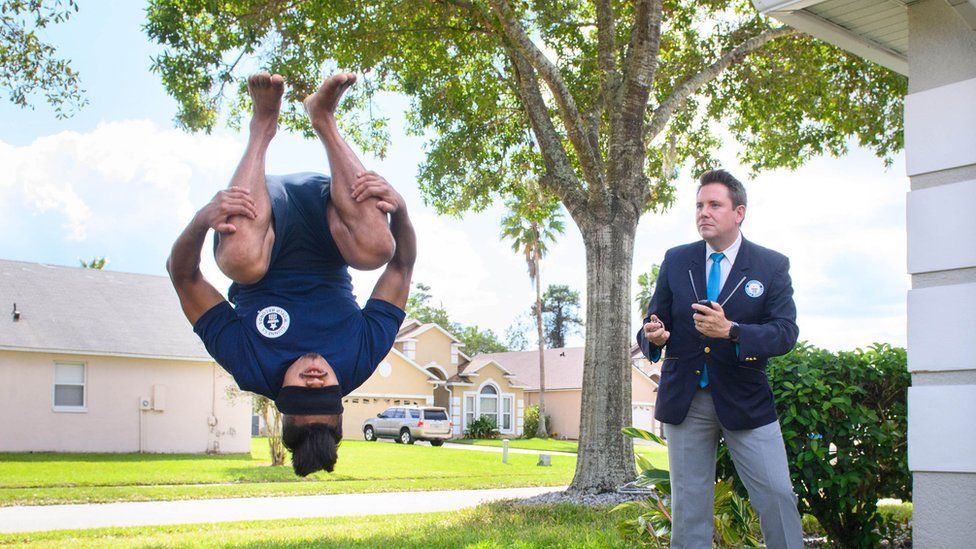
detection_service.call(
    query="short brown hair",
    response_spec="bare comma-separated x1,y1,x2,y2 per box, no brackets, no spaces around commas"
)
698,169,747,208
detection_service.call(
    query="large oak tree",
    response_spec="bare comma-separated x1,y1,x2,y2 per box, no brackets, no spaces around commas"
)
145,0,904,493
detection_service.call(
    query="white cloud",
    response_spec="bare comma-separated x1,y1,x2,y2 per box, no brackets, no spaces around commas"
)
0,120,242,244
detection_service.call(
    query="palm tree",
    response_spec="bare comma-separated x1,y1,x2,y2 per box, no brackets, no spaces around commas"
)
501,184,564,439
79,256,108,269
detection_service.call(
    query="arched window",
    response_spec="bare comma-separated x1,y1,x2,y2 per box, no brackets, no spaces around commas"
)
479,384,499,428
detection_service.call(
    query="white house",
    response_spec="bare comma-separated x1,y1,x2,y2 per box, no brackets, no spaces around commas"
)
0,259,251,453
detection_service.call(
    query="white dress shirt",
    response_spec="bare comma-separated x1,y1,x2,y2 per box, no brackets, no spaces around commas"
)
705,231,742,293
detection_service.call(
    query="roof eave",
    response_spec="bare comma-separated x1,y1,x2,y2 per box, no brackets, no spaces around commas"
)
752,0,909,75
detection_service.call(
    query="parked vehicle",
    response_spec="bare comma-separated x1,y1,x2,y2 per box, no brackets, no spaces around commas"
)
362,406,452,446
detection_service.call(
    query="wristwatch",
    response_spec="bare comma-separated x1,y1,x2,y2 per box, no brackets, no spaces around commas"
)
728,321,741,342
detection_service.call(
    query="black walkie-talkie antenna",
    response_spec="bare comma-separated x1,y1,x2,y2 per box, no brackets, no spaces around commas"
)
688,270,701,302
719,276,748,308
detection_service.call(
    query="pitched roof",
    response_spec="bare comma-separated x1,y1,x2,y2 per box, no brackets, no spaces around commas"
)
395,322,463,344
0,259,212,361
477,346,661,391
476,347,587,391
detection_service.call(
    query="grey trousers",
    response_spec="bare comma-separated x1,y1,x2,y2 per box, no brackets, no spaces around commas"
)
663,389,804,549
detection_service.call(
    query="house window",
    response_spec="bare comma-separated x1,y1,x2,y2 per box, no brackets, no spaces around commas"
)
479,385,498,427
403,341,416,359
451,345,459,365
54,362,86,411
464,395,475,428
501,395,513,432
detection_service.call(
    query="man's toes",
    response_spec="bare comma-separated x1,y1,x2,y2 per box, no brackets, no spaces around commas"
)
249,72,270,87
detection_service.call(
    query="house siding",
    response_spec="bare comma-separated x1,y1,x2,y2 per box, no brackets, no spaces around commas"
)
0,350,251,453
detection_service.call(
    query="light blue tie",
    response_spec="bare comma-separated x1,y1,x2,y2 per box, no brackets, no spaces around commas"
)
701,252,725,389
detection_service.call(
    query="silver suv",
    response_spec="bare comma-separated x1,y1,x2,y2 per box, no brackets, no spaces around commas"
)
362,406,452,446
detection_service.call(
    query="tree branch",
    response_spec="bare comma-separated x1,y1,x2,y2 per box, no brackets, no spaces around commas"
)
507,49,587,214
488,0,605,193
646,26,797,142
596,0,618,115
618,0,662,127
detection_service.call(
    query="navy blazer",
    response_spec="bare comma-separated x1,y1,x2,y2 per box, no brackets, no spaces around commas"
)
637,238,798,430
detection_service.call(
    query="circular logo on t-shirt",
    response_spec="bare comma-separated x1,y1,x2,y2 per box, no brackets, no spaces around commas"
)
256,306,290,338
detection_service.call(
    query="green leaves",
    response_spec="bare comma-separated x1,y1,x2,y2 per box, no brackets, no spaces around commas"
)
718,342,910,548
0,0,87,117
621,426,666,447
144,0,905,219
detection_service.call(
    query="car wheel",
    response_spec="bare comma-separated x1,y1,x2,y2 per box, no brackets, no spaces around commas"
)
430,440,445,447
400,429,415,445
363,426,376,441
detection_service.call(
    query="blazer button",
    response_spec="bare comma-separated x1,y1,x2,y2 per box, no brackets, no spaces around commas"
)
704,346,711,353
694,370,701,375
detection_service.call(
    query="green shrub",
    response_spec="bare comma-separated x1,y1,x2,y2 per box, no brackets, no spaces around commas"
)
464,415,497,439
717,343,911,548
522,405,553,439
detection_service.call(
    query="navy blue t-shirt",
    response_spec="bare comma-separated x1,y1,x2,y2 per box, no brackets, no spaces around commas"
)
193,173,405,398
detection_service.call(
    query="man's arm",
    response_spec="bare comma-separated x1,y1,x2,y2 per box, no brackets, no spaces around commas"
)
168,187,257,325
369,203,416,309
637,253,673,362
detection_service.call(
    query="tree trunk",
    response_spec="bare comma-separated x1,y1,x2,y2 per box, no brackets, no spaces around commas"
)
569,214,638,493
534,247,548,439
265,406,285,466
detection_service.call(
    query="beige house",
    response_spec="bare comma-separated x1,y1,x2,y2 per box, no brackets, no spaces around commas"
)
476,346,661,440
0,259,251,453
342,319,530,438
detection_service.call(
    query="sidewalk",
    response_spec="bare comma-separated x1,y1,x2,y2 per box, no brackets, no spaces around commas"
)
440,442,577,456
0,486,565,533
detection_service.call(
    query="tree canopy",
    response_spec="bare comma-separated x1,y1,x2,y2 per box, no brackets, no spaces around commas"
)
1,0,86,117
539,284,583,349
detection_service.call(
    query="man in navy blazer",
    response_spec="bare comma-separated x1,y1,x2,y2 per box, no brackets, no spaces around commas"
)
637,169,803,548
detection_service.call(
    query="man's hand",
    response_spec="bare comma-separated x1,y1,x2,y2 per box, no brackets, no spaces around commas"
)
351,171,402,214
643,314,670,346
691,301,733,339
196,187,257,234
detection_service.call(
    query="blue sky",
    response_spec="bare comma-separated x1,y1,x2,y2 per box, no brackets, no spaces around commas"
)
0,2,909,351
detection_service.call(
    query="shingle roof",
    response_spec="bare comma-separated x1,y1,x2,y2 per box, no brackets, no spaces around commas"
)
477,346,661,391
0,259,212,361
476,347,587,391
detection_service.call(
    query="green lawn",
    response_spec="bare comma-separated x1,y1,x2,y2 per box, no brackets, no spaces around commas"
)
0,439,576,507
0,502,635,548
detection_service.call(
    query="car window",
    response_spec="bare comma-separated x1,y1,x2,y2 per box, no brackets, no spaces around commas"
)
409,409,421,419
381,408,394,418
423,409,448,420
393,408,404,419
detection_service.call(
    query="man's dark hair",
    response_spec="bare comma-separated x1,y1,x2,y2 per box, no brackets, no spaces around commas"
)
698,169,747,208
281,414,343,476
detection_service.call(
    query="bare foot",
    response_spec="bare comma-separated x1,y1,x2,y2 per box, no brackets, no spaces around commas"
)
247,72,284,140
303,73,356,127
